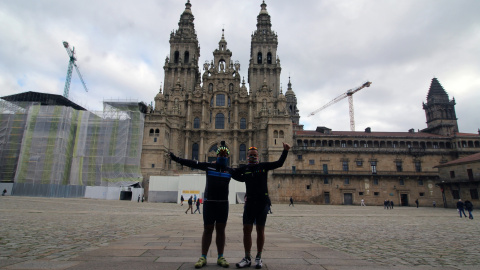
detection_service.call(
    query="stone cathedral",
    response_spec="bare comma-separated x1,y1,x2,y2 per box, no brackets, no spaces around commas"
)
141,1,480,207
141,1,298,183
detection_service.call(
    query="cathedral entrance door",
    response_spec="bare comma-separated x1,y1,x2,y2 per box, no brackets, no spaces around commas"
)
324,192,330,204
400,194,409,206
344,193,353,205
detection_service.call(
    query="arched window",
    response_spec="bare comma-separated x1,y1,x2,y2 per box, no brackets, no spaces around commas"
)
257,52,262,64
149,129,154,136
267,52,272,64
155,129,160,136
239,144,246,161
194,117,200,129
215,113,225,129
240,118,246,129
216,94,225,106
208,83,213,92
184,51,189,64
279,130,284,138
174,51,179,64
192,143,199,160
274,130,278,138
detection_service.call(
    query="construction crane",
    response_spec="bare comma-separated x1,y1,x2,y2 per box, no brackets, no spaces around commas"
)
62,41,88,98
309,81,372,131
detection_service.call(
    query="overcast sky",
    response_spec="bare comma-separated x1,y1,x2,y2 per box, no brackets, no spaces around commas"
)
1,0,479,133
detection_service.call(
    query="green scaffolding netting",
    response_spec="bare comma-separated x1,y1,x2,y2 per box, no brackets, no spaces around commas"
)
0,100,144,186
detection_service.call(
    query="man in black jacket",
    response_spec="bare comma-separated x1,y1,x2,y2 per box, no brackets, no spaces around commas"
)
457,199,467,218
233,142,290,269
169,146,234,269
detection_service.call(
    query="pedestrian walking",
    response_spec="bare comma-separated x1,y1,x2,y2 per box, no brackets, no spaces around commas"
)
433,201,436,208
268,198,273,214
186,196,194,214
415,199,419,208
457,199,467,218
194,198,202,214
464,200,474,219
390,201,394,209
142,195,145,202
181,195,184,206
289,196,294,207
2,189,7,196
137,194,140,202
361,199,366,206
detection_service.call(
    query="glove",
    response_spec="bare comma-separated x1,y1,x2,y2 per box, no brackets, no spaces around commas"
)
169,152,179,162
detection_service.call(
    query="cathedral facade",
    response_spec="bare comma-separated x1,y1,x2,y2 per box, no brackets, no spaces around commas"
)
141,1,480,207
141,1,298,186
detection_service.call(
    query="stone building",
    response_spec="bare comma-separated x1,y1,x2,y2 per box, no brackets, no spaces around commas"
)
141,1,298,191
269,78,480,207
435,152,480,209
140,1,480,206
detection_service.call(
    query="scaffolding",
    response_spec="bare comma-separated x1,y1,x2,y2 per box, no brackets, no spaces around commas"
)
0,100,144,189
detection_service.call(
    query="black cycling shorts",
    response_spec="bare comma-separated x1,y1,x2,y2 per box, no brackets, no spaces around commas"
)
243,200,269,226
203,201,229,225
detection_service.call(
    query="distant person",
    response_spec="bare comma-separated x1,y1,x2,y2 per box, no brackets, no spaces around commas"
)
138,194,140,202
456,199,467,218
181,195,184,206
194,194,197,203
289,196,294,207
194,198,202,214
186,196,194,214
142,195,145,202
2,189,7,196
464,200,474,220
433,201,436,208
415,199,419,208
390,201,394,209
361,199,366,206
268,198,273,214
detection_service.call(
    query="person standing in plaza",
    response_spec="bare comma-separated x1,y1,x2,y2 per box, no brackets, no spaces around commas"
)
289,196,294,207
390,200,394,209
2,189,6,196
194,197,202,214
415,199,419,208
433,201,436,208
186,196,194,214
137,194,140,202
232,142,290,269
456,199,467,218
464,200,474,219
169,145,237,268
181,194,184,206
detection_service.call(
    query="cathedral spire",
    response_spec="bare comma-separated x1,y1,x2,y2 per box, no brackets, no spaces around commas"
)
422,77,458,136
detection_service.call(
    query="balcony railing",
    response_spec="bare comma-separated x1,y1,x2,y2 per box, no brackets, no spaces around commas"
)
273,169,438,177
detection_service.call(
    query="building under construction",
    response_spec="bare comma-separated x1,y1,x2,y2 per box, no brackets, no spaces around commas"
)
0,92,146,199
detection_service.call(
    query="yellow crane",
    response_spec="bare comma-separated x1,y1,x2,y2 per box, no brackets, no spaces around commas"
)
309,81,372,131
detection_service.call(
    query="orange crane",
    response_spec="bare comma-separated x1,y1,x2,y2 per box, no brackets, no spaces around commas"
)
309,81,372,131
62,41,88,98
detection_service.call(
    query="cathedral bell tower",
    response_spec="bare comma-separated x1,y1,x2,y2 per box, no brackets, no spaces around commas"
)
163,0,201,94
248,1,281,98
422,77,458,136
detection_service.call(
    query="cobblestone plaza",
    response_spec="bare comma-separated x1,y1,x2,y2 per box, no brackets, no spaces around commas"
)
0,197,478,269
